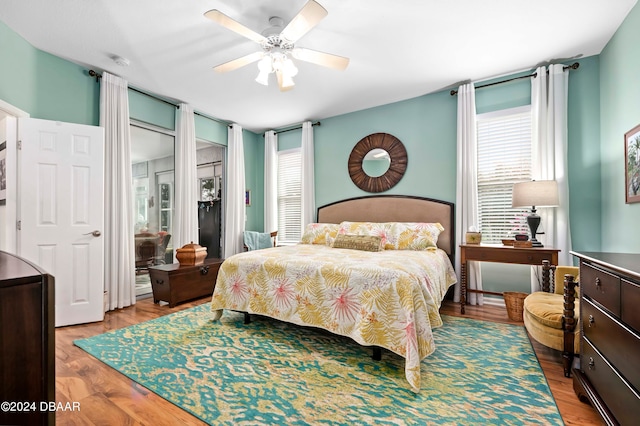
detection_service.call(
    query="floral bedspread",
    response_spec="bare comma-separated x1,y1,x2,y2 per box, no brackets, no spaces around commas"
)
210,244,457,392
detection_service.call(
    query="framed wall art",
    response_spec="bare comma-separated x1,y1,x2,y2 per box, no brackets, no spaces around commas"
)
0,141,6,206
625,124,640,204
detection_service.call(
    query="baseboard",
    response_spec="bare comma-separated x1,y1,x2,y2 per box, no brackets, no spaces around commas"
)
482,296,506,308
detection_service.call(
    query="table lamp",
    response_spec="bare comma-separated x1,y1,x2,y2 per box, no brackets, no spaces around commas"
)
511,180,559,247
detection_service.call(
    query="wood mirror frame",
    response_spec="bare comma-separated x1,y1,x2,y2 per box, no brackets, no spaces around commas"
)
348,133,408,193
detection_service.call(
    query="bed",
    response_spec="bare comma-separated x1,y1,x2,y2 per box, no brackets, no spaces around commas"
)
210,195,457,392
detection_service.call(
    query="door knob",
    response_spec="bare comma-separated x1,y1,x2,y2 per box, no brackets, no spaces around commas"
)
83,230,102,237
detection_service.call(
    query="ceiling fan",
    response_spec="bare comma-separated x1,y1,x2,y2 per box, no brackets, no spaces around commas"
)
204,0,349,91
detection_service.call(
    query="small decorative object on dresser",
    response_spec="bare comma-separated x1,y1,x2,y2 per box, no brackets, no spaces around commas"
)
570,251,640,426
149,257,223,307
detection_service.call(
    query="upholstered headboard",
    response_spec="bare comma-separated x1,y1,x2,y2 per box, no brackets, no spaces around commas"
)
316,195,455,257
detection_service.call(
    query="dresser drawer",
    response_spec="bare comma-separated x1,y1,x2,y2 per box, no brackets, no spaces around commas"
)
583,297,640,389
622,278,640,331
582,337,640,425
581,262,620,315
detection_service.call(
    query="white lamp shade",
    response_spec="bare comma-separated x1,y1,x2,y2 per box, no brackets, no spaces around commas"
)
512,180,559,208
255,70,270,85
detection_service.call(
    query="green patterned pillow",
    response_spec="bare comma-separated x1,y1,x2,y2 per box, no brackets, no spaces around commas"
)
331,234,383,252
301,223,340,245
336,221,443,250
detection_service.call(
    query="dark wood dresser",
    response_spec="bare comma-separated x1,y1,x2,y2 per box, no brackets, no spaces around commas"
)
0,251,55,426
149,257,223,307
570,251,640,426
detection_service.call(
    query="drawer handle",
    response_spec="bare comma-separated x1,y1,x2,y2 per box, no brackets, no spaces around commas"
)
155,279,164,284
200,265,210,275
595,277,601,287
588,315,595,327
588,357,595,370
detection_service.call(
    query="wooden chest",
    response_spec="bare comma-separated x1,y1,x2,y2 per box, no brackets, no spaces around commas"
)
149,257,223,307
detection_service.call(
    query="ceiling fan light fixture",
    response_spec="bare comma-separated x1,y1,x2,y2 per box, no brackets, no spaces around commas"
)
283,58,298,77
255,69,270,85
281,73,295,88
257,55,273,73
207,1,348,91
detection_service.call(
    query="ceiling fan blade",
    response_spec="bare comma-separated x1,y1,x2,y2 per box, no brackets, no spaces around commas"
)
276,70,294,92
292,48,349,70
280,0,328,43
213,51,264,73
204,9,267,44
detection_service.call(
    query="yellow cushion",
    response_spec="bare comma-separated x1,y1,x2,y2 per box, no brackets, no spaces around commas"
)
523,308,581,353
554,266,580,295
523,291,580,330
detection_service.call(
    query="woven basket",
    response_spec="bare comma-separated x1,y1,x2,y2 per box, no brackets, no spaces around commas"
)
503,291,528,322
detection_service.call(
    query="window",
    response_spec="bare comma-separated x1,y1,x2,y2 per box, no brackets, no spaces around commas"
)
277,148,302,244
476,106,532,243
157,172,174,234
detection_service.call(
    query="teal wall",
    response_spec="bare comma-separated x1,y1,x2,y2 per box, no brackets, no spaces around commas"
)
195,114,228,146
129,90,175,130
599,2,640,253
0,21,99,125
243,130,263,232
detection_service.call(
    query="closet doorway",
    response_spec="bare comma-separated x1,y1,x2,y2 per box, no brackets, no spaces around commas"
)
130,121,175,297
130,122,225,297
196,141,224,259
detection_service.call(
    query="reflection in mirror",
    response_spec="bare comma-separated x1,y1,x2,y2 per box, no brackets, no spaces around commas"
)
362,148,391,177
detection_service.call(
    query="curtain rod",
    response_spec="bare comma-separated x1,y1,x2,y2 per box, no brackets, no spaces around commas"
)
449,62,579,96
269,121,321,136
87,69,230,126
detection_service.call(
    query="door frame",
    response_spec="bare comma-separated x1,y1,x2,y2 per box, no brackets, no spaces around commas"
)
0,99,29,253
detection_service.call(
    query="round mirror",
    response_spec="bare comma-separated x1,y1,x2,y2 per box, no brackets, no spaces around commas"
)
362,149,391,177
348,133,407,193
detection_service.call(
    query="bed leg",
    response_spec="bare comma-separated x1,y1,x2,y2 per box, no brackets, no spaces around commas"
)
372,347,381,361
244,312,251,324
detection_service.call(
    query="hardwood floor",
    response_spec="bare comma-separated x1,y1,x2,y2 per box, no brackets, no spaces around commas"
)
54,297,603,425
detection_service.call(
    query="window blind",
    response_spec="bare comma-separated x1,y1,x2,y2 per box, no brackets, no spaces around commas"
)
277,148,302,244
477,106,532,243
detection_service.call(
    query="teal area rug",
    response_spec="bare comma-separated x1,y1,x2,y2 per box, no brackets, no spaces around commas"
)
74,305,562,425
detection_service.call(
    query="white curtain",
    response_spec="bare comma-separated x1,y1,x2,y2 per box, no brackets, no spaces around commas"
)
223,124,246,257
100,72,135,311
531,65,573,284
300,121,315,230
454,83,483,305
264,130,278,234
173,103,199,259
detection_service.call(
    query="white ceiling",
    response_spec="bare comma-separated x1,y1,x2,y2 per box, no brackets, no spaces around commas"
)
0,0,636,133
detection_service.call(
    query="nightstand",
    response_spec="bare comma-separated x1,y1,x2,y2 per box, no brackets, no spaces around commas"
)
459,244,560,314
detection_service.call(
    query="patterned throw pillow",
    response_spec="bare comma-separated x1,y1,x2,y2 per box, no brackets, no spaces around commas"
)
392,222,444,251
337,221,443,250
300,223,340,246
331,234,383,252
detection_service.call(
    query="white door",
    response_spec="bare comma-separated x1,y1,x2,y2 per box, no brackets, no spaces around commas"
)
18,118,104,327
